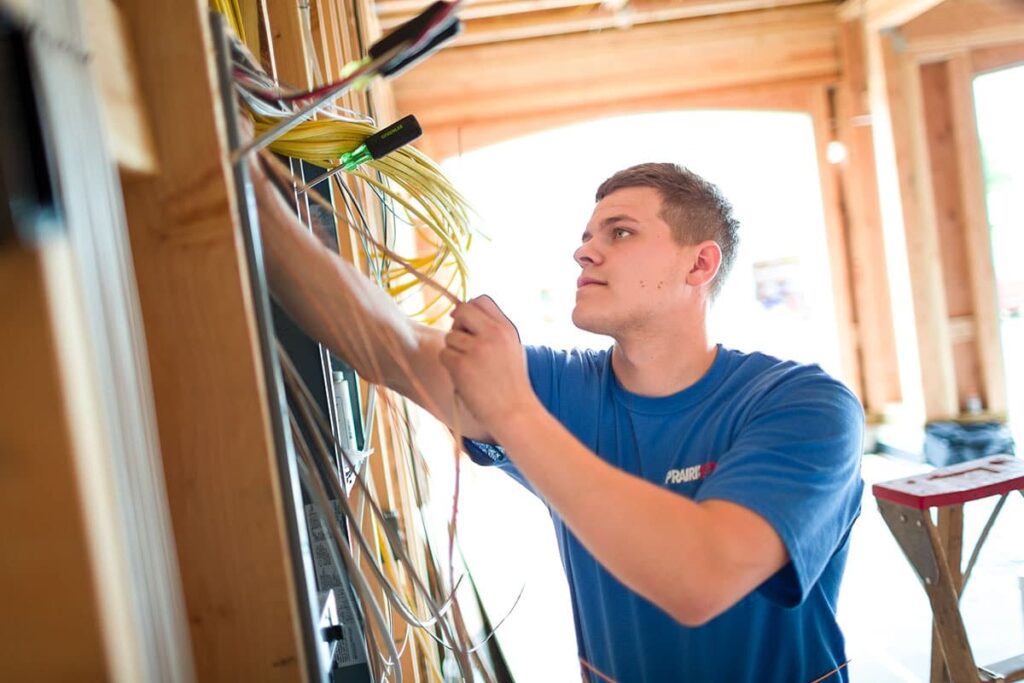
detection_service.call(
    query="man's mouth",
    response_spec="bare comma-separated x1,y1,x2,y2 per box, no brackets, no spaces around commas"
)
577,277,606,289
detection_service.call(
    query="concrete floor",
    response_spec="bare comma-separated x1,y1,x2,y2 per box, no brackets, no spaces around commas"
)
840,454,1024,681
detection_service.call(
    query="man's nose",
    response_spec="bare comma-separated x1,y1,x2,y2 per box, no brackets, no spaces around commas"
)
574,241,600,267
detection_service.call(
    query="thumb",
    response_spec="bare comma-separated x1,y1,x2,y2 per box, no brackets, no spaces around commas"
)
470,294,508,322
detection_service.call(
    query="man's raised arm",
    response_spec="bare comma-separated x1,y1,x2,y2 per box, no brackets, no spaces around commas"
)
251,163,492,442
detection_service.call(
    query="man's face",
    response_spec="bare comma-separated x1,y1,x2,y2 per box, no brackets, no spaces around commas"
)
572,186,697,337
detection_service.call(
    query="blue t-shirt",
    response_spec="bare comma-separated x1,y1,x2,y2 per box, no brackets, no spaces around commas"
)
464,345,864,683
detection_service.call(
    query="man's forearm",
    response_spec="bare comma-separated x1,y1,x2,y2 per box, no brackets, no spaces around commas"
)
255,173,422,393
489,402,787,626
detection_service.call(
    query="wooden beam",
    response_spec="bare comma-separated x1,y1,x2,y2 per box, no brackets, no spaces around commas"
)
947,52,1007,414
920,62,972,320
810,85,865,401
416,76,830,159
81,0,158,174
880,33,958,420
898,0,1024,59
920,59,980,413
309,0,344,83
241,0,262,55
0,241,119,681
836,19,902,414
381,0,827,46
116,0,311,677
913,53,1007,416
838,0,945,29
1,2,197,679
396,4,841,136
378,0,597,21
971,41,1024,73
265,0,314,88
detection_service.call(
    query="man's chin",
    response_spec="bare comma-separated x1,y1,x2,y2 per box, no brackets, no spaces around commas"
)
571,308,608,335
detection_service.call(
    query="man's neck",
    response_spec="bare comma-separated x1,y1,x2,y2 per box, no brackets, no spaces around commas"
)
610,324,717,398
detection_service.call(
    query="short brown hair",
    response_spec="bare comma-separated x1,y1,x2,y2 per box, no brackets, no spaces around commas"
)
596,162,739,298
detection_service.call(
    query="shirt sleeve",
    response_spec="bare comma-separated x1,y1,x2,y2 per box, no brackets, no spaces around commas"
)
694,367,865,607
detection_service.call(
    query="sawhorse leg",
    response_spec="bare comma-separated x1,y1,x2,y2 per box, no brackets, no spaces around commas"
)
877,500,980,683
932,505,965,683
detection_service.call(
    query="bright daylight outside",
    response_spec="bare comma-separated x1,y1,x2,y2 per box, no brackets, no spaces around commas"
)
975,64,1024,449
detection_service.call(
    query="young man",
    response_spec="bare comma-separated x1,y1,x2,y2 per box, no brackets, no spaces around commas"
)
257,162,864,682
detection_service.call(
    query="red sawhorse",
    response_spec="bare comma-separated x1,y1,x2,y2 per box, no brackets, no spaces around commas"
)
873,454,1024,683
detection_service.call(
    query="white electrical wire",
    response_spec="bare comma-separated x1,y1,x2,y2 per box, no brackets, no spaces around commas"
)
278,345,476,680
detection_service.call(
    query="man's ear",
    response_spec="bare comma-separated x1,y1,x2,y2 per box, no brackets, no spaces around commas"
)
685,240,722,289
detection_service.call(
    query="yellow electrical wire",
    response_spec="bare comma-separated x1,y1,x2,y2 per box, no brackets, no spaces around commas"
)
211,0,473,321
256,116,473,321
210,0,246,44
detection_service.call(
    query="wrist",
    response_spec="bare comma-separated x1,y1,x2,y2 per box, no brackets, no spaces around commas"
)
488,395,546,447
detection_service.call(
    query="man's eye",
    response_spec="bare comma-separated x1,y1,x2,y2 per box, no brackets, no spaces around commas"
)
613,228,631,238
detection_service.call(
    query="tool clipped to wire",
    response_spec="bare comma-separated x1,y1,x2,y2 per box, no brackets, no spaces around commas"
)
299,115,424,193
341,115,422,171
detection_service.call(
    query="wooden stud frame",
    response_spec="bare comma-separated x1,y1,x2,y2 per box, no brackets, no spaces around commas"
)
116,0,314,678
854,0,1024,420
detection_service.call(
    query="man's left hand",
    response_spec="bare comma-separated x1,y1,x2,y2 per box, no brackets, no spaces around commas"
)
439,295,537,434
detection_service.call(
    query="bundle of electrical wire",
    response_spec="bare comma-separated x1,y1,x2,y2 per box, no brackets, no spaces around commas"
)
219,0,472,322
254,115,472,322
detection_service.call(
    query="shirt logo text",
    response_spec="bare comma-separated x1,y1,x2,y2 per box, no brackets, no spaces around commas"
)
664,462,717,485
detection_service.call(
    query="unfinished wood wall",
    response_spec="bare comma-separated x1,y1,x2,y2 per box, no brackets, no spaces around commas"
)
858,0,1024,420
116,0,314,677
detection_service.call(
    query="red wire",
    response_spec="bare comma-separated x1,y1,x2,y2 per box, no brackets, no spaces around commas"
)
580,657,618,683
246,1,460,105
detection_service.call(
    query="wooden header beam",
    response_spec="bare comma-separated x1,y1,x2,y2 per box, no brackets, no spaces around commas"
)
838,0,944,28
382,0,830,47
897,0,1024,59
395,3,841,153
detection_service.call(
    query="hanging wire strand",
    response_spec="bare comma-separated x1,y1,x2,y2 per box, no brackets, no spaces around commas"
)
279,344,476,680
276,161,467,624
291,413,404,682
